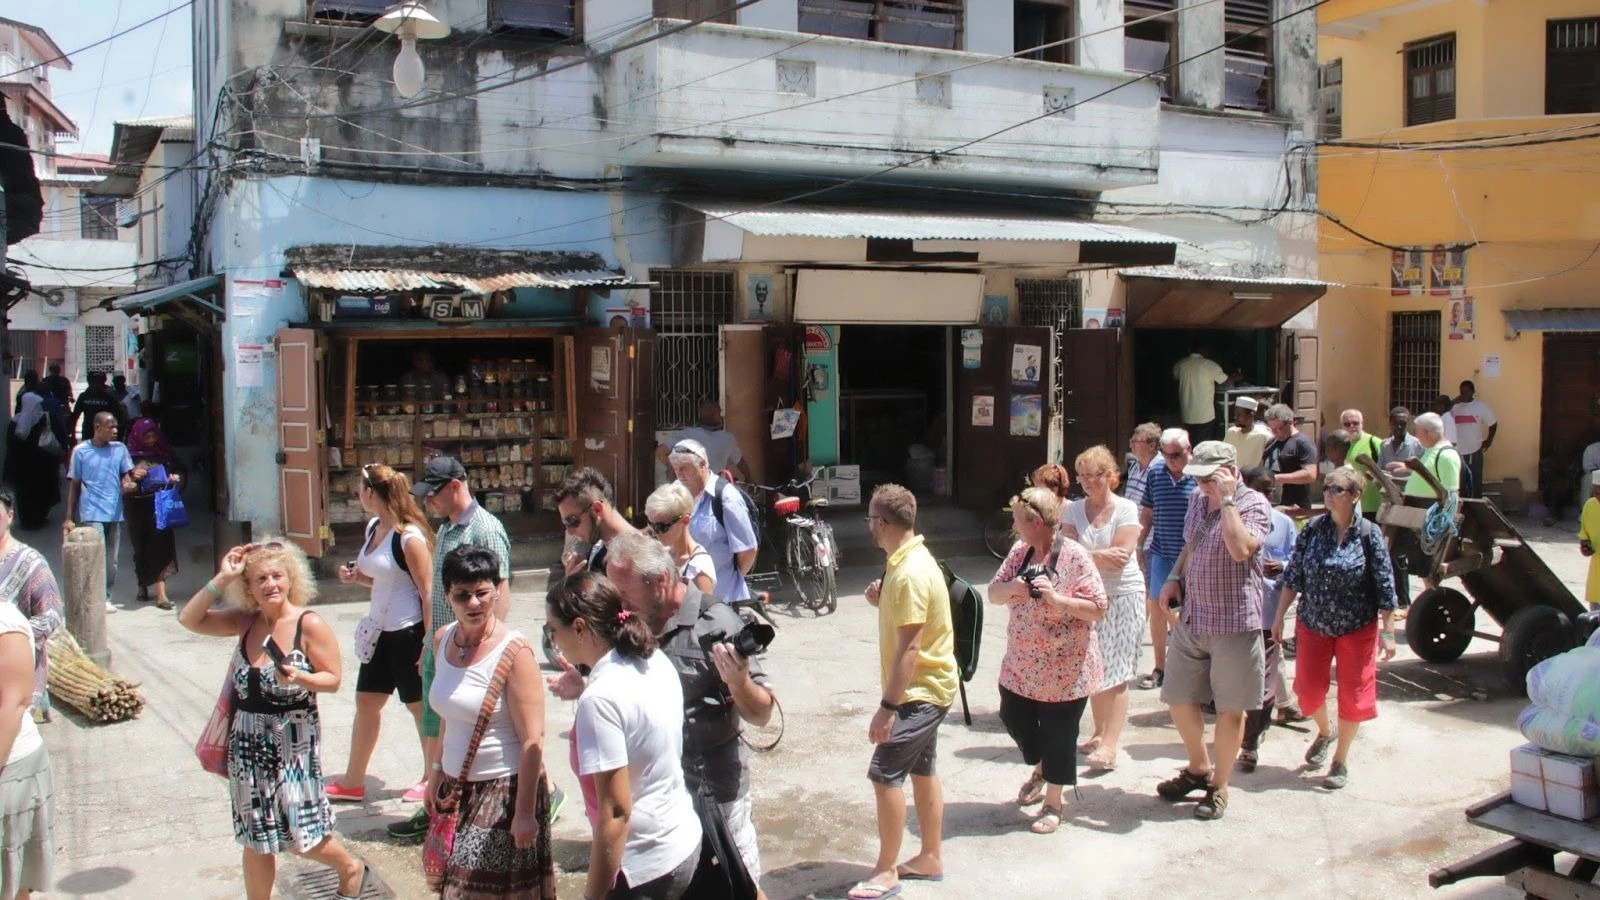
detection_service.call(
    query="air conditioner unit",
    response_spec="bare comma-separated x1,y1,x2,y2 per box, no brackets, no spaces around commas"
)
41,289,73,317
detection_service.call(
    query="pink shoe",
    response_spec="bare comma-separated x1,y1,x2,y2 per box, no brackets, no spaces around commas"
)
325,781,366,803
402,780,428,804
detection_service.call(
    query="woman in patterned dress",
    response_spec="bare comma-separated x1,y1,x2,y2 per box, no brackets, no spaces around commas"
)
988,486,1108,834
1063,446,1147,771
0,488,63,722
178,539,369,900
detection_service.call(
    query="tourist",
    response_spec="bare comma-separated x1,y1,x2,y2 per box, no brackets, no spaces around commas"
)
0,597,55,900
669,439,757,604
1263,404,1318,510
644,482,716,594
1138,428,1197,690
0,488,62,723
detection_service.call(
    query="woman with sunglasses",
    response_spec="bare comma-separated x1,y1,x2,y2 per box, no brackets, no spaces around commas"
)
328,464,435,805
643,482,715,595
1272,466,1399,790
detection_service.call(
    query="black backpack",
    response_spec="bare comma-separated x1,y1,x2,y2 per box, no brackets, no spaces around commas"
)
365,519,410,575
709,473,763,546
938,560,983,725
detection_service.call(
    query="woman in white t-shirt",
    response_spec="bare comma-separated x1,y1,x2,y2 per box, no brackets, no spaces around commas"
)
644,482,716,596
1062,445,1147,772
546,571,702,900
0,601,53,900
328,464,436,804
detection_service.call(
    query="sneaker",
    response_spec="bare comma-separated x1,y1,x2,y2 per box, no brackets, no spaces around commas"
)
1236,750,1258,773
1275,705,1308,724
1305,732,1337,768
1156,767,1212,801
1323,761,1349,790
549,785,567,823
1194,783,1229,820
105,600,118,614
402,780,427,803
325,781,366,803
387,807,430,839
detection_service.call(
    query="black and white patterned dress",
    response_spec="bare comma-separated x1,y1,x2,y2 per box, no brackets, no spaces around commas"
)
226,613,335,855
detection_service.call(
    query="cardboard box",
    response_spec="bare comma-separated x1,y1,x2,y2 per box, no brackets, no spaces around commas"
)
1511,743,1547,776
1546,781,1600,821
1511,772,1549,811
1540,751,1597,788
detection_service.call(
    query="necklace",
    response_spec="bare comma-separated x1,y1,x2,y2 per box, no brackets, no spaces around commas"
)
452,621,496,662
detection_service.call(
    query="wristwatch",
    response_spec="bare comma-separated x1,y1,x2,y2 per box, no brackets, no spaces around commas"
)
1221,497,1236,508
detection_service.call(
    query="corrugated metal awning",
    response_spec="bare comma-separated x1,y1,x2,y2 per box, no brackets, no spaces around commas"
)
109,274,224,326
1503,308,1600,333
683,204,1182,244
1118,266,1330,329
291,268,633,294
1119,265,1335,288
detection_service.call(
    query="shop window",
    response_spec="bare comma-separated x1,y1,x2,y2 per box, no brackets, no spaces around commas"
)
653,0,735,23
1548,17,1600,115
1124,0,1175,100
491,0,578,37
1405,33,1455,126
85,325,117,376
649,270,735,430
1015,0,1072,65
798,0,963,51
1224,0,1271,112
1018,278,1082,419
1319,58,1343,140
1389,310,1441,418
308,0,389,24
80,195,118,241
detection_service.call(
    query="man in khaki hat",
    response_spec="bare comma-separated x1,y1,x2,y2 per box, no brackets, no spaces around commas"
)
1153,440,1272,821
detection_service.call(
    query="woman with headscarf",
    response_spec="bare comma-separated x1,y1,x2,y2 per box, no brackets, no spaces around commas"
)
122,419,181,609
4,390,64,531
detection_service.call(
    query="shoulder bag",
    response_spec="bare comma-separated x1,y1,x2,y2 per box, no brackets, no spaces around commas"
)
195,613,258,777
35,425,62,457
422,633,529,890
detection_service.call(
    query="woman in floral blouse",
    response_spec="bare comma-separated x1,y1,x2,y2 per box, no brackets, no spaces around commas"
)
1274,465,1398,790
989,486,1108,834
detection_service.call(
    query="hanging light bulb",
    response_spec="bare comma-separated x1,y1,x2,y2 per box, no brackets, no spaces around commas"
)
373,3,450,98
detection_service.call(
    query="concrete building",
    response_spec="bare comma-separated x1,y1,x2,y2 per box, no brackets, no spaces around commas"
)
177,0,1324,553
1316,0,1600,509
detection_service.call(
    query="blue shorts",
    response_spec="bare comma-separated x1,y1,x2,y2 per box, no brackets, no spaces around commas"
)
1146,551,1177,600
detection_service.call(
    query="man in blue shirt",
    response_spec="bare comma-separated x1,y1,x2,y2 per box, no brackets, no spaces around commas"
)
669,439,757,603
1238,467,1304,771
64,412,134,612
1137,428,1197,690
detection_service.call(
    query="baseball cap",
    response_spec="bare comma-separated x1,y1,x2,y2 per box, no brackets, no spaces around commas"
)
411,456,467,498
1183,441,1238,479
670,439,709,467
1233,396,1259,412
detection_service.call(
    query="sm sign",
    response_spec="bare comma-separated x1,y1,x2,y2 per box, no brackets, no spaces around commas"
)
426,294,487,321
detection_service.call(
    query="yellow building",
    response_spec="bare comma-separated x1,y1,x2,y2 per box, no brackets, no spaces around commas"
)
1317,0,1600,508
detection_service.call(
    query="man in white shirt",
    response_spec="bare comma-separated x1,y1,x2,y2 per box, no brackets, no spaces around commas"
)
1582,439,1600,478
656,401,752,484
1431,394,1460,446
1172,350,1231,442
1223,396,1272,469
1451,380,1497,499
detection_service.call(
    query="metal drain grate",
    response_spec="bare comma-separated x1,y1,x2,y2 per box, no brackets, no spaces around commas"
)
281,865,393,900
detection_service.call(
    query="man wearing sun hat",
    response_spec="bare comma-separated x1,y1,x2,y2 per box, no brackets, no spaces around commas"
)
1153,440,1272,821
1224,396,1272,469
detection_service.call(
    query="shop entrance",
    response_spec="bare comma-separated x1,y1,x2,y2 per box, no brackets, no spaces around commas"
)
1131,328,1280,430
837,325,949,496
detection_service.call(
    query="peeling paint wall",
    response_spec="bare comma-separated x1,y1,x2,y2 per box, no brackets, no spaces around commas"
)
1076,0,1126,72
1176,0,1225,109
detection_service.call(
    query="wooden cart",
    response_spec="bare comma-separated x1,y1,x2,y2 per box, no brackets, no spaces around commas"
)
1357,457,1595,694
1431,791,1600,899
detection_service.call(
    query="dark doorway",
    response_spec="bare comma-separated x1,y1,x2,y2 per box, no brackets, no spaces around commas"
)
838,325,948,495
1540,333,1600,510
1131,328,1276,426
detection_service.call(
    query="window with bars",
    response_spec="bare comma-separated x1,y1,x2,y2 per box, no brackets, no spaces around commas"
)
654,0,735,22
85,325,117,377
1319,58,1342,140
1015,0,1073,65
1224,0,1272,112
649,270,736,430
308,0,388,23
1548,18,1600,115
1017,278,1081,417
80,195,118,241
1389,311,1441,418
1405,34,1456,126
1124,0,1176,100
491,0,578,37
798,0,963,50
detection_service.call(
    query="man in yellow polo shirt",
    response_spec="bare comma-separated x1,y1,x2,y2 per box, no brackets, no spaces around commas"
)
851,484,956,900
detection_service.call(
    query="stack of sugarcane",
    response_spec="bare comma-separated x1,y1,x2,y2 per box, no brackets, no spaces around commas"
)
46,632,145,723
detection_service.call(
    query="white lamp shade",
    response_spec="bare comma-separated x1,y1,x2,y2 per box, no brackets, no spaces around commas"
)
375,2,450,40
392,35,425,97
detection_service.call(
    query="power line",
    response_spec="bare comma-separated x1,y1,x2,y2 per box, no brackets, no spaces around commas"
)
0,0,198,79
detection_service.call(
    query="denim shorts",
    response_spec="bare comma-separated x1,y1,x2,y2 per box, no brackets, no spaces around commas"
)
1146,551,1177,600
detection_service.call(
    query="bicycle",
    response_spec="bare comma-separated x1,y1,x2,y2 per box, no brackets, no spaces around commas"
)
744,471,840,615
984,502,1015,560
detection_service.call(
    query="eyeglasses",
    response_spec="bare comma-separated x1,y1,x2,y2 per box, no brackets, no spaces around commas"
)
244,541,285,553
864,514,885,523
646,517,680,534
447,586,497,605
560,511,587,529
1324,484,1353,496
1341,421,1362,429
1075,470,1108,480
1162,450,1186,460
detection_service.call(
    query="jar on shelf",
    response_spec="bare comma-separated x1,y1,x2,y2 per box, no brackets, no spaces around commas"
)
382,384,401,415
402,383,418,415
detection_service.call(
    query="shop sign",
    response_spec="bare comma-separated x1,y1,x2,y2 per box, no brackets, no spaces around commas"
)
803,325,832,356
426,294,488,321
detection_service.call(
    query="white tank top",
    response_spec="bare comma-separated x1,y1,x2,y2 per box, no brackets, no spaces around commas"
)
431,626,522,781
355,520,426,631
0,604,41,766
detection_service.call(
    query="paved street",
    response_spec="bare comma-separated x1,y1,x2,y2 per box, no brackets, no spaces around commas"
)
34,506,1589,899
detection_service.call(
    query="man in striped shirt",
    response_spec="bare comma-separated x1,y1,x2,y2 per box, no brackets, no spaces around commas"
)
1137,428,1197,691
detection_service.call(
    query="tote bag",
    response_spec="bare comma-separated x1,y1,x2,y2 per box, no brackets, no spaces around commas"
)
155,486,189,530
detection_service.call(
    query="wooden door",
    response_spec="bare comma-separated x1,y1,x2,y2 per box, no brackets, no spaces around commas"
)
721,325,767,485
763,325,805,484
1062,328,1133,467
953,326,1053,510
574,328,656,521
1281,329,1322,445
1540,334,1600,493
276,327,327,558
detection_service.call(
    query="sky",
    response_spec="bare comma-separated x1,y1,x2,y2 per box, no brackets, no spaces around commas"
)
9,0,194,156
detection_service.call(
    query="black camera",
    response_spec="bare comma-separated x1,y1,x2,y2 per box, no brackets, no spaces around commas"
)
706,620,775,658
1028,584,1043,599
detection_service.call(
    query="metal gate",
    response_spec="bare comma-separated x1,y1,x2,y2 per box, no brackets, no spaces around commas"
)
648,269,735,429
1389,310,1442,416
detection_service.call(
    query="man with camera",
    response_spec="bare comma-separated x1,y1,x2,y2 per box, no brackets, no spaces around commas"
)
548,530,776,886
1154,441,1271,821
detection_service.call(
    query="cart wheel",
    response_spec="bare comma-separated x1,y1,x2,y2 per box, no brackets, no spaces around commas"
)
1405,587,1475,662
1499,605,1576,695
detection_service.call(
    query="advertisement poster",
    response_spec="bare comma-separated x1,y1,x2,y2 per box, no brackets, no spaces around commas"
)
1483,354,1502,378
1447,297,1476,341
972,395,995,427
747,274,774,321
1429,246,1467,296
1390,248,1425,295
803,325,832,356
234,342,265,388
1105,307,1125,328
1081,307,1108,329
960,328,983,369
982,294,1009,325
1009,394,1042,437
1010,344,1042,387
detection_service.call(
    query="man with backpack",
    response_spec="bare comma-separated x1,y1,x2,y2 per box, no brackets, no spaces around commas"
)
669,439,757,603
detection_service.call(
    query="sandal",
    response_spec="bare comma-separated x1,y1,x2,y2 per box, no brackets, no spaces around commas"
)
1030,805,1063,834
1017,768,1046,805
1194,784,1229,820
155,596,174,610
1084,749,1118,771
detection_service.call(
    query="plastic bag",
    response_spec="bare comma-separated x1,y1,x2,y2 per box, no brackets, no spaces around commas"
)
1527,647,1600,719
1518,704,1600,757
155,486,189,530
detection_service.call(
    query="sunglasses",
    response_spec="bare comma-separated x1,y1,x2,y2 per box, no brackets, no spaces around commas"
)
1341,421,1362,428
1323,484,1353,496
646,517,681,534
560,511,588,529
1162,450,1186,460
243,541,286,553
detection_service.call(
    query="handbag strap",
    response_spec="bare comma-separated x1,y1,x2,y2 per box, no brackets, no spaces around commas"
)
453,631,529,782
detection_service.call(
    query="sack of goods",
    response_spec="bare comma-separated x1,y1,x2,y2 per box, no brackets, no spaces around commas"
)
1518,646,1600,757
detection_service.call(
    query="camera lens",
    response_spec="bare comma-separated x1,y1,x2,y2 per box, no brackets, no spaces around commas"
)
731,621,775,658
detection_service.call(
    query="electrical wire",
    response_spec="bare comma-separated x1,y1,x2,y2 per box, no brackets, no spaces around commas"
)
0,0,198,78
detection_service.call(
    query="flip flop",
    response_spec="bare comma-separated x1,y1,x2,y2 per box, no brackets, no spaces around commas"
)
847,883,902,900
1031,806,1063,834
895,866,944,882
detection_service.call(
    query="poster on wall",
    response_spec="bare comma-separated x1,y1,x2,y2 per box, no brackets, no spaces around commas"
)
1429,246,1467,296
960,328,983,369
1081,308,1109,328
1010,344,1042,387
972,395,995,427
747,274,775,321
803,325,832,356
1009,394,1042,437
982,294,1009,325
1105,307,1125,328
1390,248,1426,295
1447,297,1476,341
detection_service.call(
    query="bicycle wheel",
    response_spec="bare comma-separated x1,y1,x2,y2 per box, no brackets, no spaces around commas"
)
787,526,821,610
984,510,1015,559
814,522,838,614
